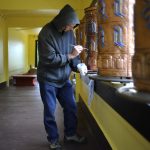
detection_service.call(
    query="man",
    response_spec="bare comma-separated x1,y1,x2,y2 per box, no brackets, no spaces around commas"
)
37,4,87,150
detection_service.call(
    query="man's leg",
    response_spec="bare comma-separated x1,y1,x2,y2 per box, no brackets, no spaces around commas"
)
39,82,59,143
57,80,78,136
57,80,87,144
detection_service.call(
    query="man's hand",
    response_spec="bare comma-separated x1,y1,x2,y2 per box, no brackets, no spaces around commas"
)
68,45,83,60
77,63,88,76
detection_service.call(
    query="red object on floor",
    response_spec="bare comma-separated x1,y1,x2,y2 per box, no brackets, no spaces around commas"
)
12,75,37,86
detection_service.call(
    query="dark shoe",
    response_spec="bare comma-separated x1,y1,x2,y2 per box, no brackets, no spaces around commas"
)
64,134,87,144
49,140,62,150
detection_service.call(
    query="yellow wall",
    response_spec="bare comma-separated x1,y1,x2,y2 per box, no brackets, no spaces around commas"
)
28,35,38,68
0,0,91,9
0,0,92,19
0,18,37,84
0,15,7,83
0,16,4,82
6,16,52,28
8,28,28,76
0,0,93,84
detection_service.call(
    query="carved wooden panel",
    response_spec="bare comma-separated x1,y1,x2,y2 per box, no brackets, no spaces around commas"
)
84,6,98,70
97,53,128,76
87,51,98,71
78,18,86,46
97,0,131,23
128,28,135,54
78,18,87,63
85,6,97,35
98,22,128,53
127,54,133,77
86,35,97,52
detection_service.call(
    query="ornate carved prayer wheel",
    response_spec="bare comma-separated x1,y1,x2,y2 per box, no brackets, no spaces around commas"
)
132,0,150,92
79,18,87,63
97,0,135,77
75,18,87,63
79,18,86,47
75,28,80,45
85,6,98,71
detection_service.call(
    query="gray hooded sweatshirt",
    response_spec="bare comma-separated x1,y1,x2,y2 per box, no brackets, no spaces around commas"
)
37,4,81,87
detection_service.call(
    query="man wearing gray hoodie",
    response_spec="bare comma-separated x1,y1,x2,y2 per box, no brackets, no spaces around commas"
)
37,4,87,150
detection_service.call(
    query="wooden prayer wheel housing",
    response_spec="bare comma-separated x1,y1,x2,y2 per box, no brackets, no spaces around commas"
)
132,0,150,92
97,0,135,77
84,6,98,71
76,18,87,63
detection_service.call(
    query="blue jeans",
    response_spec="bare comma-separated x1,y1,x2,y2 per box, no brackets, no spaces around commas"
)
39,80,77,142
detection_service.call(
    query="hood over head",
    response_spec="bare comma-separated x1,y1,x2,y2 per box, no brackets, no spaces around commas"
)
52,4,80,31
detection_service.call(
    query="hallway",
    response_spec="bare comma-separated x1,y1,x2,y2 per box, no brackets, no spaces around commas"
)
0,85,101,150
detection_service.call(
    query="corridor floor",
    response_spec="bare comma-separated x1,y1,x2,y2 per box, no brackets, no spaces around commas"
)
0,85,101,150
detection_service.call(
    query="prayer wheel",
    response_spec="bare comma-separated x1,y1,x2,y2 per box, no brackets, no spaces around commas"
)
132,0,150,92
79,18,87,63
97,0,135,77
85,6,98,71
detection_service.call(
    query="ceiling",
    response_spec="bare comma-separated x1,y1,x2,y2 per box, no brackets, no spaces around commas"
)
0,0,94,35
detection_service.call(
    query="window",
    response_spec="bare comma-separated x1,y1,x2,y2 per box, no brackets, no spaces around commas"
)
114,0,124,17
99,26,105,48
114,25,124,47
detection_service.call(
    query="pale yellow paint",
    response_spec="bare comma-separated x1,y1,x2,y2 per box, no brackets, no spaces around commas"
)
28,35,38,68
6,16,54,28
76,75,150,150
0,0,93,84
0,16,9,84
0,16,5,82
0,0,92,12
0,0,93,20
8,28,28,76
